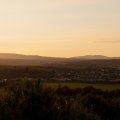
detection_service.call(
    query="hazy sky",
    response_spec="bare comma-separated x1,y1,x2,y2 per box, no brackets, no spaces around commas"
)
0,0,120,57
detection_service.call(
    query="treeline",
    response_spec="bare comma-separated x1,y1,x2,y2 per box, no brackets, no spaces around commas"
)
0,80,120,120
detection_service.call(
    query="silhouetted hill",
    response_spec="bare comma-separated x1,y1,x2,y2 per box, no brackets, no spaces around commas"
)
71,55,120,60
0,53,66,66
0,53,120,66
0,53,64,60
71,55,109,60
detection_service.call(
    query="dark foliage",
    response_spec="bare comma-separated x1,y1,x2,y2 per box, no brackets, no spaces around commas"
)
0,80,120,120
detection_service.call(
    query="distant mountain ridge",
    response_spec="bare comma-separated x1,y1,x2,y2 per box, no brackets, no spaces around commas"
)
0,53,120,66
0,53,66,66
0,53,119,59
0,53,63,59
71,55,112,60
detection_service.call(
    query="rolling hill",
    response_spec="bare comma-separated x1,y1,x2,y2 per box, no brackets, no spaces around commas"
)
0,53,120,66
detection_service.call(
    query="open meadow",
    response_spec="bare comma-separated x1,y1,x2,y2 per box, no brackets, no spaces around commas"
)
45,82,120,91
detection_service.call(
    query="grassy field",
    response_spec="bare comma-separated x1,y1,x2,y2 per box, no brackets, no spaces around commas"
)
44,82,120,91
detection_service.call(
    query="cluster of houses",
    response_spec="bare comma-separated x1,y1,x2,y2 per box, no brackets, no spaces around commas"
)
0,67,120,82
50,67,120,82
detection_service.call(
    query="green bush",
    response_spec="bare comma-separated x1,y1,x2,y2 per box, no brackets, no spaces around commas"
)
0,80,119,120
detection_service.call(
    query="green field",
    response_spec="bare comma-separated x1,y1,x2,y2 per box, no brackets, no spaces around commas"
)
44,82,120,91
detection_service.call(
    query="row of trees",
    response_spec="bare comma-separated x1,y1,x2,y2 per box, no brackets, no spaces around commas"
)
0,80,120,120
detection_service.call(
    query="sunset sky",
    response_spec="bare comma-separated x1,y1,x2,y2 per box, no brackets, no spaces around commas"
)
0,0,120,57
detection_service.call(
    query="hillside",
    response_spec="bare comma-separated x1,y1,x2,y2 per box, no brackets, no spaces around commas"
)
0,53,66,66
0,53,120,66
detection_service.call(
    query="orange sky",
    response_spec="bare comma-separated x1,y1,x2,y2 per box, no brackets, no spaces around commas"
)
0,0,120,57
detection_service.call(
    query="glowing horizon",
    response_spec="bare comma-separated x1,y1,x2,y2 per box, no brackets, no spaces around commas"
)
0,0,120,57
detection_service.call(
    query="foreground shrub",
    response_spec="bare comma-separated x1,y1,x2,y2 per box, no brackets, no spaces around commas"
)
0,80,119,120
